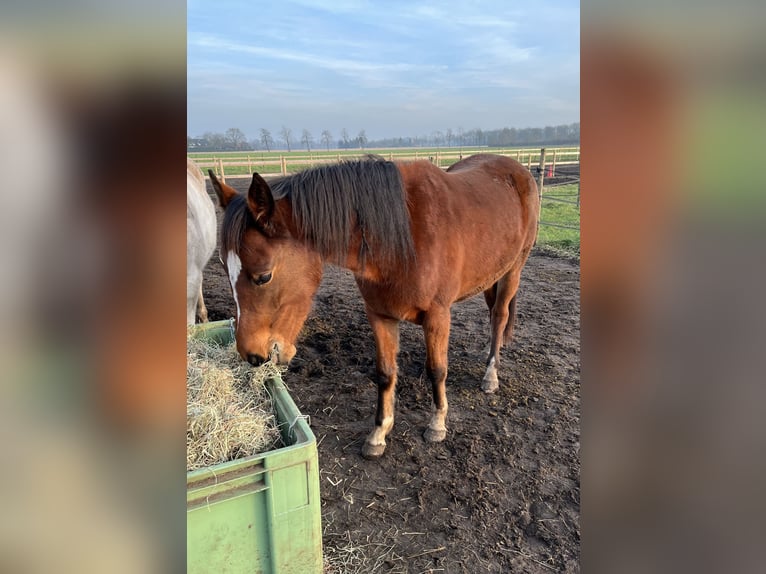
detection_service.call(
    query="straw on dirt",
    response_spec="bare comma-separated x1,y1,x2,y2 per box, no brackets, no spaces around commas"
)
187,337,286,471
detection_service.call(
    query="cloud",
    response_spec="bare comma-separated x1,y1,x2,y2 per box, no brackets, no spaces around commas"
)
191,35,446,81
187,1,579,138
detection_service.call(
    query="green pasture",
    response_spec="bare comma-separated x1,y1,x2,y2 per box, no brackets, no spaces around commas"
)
536,184,580,256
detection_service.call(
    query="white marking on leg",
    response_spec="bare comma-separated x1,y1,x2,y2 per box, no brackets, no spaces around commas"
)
366,415,393,446
226,250,242,326
428,402,447,432
482,356,499,392
424,402,448,442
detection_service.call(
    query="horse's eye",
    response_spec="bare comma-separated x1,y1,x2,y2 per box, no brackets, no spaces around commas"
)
251,271,273,286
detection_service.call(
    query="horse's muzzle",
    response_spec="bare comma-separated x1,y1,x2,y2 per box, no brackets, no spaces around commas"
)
247,353,267,367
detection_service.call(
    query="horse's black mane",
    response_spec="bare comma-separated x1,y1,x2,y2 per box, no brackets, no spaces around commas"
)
221,155,415,269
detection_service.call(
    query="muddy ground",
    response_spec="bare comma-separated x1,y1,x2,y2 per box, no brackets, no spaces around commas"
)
201,177,580,573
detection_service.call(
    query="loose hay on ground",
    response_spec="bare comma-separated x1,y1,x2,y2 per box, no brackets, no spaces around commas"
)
187,337,286,471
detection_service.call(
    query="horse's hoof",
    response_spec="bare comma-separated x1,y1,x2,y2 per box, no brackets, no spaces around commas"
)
362,442,386,459
424,427,447,443
481,380,499,393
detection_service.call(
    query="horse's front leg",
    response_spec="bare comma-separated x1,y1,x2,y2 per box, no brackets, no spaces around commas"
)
362,309,400,459
423,306,450,443
197,283,209,323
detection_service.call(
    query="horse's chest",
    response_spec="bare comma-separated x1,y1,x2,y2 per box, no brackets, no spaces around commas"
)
356,281,426,324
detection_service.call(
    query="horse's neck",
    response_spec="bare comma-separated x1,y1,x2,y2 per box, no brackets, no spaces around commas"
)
278,199,379,280
337,231,386,282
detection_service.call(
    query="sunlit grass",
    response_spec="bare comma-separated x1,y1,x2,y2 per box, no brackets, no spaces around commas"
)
536,184,580,256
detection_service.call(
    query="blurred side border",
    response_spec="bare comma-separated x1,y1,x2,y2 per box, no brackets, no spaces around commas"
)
0,4,186,573
582,3,766,573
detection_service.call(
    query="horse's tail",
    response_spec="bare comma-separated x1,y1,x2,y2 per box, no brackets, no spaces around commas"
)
503,294,517,346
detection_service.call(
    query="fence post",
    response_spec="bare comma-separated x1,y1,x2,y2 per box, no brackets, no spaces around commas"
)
281,155,287,175
247,154,252,173
551,149,557,174
218,158,226,183
538,147,547,195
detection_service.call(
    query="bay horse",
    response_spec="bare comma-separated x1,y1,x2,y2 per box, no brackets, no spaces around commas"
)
187,158,217,325
209,154,539,458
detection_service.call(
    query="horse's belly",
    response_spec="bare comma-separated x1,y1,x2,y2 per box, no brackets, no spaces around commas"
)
456,266,512,301
455,241,531,301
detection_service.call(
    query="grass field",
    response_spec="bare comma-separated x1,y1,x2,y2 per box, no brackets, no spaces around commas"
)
537,184,580,256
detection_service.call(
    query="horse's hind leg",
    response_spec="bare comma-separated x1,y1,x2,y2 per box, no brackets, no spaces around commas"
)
362,309,400,459
197,283,209,323
482,283,498,355
503,293,517,345
423,306,451,443
482,270,521,393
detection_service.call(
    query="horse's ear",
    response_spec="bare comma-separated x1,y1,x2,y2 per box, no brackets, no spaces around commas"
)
246,172,275,224
208,170,238,208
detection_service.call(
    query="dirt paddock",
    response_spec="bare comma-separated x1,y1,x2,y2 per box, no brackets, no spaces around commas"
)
201,178,580,573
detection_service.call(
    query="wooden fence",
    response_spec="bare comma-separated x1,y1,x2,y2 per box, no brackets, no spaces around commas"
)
192,146,580,241
192,146,580,192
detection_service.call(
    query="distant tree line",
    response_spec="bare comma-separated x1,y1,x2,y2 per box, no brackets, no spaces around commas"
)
187,128,250,151
188,122,579,152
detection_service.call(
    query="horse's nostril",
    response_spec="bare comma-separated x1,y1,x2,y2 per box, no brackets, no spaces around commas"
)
247,353,266,366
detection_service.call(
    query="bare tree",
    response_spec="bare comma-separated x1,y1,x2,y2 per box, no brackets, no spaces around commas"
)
357,129,367,149
301,129,313,152
446,128,453,148
225,127,248,150
320,129,333,151
341,128,349,149
260,128,274,152
280,126,293,152
202,131,226,151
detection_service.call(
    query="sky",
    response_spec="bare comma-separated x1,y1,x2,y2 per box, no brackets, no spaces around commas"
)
187,0,579,142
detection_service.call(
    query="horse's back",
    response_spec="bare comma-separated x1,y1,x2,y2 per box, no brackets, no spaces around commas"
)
446,152,538,234
392,154,539,305
187,159,217,323
447,153,537,199
401,154,538,237
187,160,216,249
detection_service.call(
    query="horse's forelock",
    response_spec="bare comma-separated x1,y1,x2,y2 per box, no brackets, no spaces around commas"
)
220,194,250,255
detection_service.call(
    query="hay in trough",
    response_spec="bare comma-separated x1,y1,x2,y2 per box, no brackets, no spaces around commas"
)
187,336,285,471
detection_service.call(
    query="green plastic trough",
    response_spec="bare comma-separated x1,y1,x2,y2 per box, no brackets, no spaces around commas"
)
187,320,323,574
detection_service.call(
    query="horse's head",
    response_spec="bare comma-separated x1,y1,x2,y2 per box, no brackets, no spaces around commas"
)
209,170,323,366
